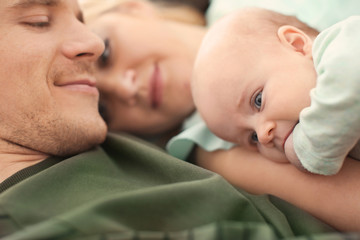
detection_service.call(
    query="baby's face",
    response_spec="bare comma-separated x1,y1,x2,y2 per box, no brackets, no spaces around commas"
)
193,12,317,162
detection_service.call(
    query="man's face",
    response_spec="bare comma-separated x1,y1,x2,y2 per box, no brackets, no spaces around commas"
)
193,14,317,162
0,0,107,156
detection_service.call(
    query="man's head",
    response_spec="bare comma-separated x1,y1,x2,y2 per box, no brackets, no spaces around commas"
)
0,0,107,156
192,8,319,162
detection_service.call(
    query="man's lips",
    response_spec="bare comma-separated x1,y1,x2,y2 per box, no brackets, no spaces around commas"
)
56,79,99,95
150,63,163,108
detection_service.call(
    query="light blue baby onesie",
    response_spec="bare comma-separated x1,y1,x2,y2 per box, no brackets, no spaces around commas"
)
293,16,360,175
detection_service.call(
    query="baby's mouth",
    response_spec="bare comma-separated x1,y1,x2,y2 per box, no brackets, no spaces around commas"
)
282,121,299,151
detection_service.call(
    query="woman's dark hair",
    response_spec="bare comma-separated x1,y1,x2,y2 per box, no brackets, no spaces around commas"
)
149,0,210,14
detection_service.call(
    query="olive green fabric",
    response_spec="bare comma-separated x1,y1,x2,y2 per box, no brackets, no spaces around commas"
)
0,133,355,239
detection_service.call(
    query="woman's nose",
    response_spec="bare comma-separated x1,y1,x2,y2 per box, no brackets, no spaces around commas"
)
98,69,138,106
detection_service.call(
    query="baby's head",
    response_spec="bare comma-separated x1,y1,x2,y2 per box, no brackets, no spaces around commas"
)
192,8,319,162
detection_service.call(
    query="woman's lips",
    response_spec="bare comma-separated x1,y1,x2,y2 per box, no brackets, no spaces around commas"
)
150,63,163,109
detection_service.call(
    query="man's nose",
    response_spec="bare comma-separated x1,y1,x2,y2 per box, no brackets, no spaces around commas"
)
61,21,104,62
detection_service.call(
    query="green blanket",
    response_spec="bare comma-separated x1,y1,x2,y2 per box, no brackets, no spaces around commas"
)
0,133,357,239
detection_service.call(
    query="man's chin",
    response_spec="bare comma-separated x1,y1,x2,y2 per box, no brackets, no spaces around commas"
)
51,120,108,157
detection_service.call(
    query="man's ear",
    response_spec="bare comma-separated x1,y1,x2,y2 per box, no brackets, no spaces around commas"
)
115,0,157,17
277,25,313,58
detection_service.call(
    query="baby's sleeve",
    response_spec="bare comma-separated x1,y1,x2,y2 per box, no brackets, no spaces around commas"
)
166,112,235,161
293,16,360,175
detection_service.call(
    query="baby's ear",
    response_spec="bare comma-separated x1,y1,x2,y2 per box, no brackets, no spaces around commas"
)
277,25,313,58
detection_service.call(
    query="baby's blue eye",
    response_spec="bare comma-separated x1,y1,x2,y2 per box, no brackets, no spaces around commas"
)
254,92,262,109
251,132,258,143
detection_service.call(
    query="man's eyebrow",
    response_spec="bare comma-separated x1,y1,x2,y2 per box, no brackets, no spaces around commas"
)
10,0,60,8
9,0,84,23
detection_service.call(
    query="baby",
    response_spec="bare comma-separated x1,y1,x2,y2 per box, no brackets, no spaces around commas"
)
192,7,360,175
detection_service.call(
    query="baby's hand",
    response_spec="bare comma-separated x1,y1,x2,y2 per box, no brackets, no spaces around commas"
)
284,133,307,172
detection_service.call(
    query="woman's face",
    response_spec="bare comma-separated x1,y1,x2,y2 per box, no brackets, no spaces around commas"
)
89,3,199,135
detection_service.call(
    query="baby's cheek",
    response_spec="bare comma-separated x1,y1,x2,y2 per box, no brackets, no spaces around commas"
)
260,147,288,163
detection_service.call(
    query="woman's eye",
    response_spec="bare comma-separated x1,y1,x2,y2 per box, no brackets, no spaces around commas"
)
250,132,258,144
98,38,111,68
254,91,262,109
